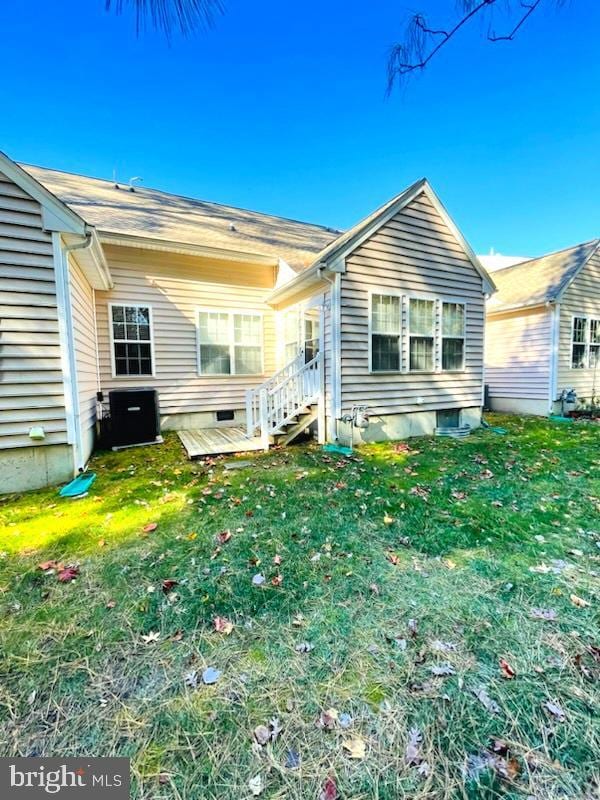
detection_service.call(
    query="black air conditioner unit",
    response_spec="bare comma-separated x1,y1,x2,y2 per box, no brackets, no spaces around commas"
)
109,388,160,448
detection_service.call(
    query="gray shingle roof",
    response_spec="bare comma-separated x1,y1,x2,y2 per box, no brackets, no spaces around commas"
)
21,164,342,272
487,239,600,313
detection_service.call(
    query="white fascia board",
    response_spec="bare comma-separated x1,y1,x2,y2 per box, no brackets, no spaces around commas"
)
0,152,86,234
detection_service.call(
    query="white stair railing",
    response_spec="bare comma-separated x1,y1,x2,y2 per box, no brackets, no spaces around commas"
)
246,352,322,448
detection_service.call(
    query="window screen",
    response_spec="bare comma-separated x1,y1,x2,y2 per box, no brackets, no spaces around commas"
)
111,305,153,376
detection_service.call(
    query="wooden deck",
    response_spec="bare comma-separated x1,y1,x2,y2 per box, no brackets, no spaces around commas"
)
178,427,264,458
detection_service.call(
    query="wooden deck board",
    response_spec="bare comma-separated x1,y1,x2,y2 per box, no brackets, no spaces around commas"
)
178,427,264,458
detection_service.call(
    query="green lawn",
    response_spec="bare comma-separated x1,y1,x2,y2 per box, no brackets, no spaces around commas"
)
0,415,598,799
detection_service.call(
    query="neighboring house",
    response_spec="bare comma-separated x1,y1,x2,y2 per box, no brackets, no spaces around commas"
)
484,241,600,416
0,150,494,493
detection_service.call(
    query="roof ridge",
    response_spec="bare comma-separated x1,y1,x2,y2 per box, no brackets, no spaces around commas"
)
492,238,600,274
19,161,344,236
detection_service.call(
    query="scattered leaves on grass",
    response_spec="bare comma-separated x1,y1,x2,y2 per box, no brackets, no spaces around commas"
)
38,560,60,571
317,708,338,730
161,579,178,593
105,599,116,609
213,616,233,635
471,686,500,715
271,574,283,586
142,522,158,533
544,700,566,722
410,485,430,500
570,594,590,608
141,631,160,644
273,554,282,565
319,777,337,800
387,551,400,565
216,530,232,544
202,667,222,685
499,658,516,679
383,514,395,526
248,774,264,796
57,566,79,583
343,737,366,759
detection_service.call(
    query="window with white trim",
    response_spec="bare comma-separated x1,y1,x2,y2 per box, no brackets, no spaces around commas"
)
371,294,401,371
111,304,153,376
441,301,466,371
571,315,600,369
409,297,435,372
198,310,263,375
369,293,467,373
283,309,300,362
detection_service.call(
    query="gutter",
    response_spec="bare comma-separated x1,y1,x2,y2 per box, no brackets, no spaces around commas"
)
267,260,342,308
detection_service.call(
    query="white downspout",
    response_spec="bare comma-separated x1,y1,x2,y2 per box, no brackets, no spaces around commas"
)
55,231,94,473
548,302,560,416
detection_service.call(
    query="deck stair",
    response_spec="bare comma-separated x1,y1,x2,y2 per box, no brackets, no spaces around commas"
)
246,351,322,449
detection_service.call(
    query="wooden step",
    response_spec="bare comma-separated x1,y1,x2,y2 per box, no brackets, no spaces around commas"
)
275,407,319,446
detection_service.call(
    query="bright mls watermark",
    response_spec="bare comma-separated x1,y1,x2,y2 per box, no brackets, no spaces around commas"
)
1,758,130,798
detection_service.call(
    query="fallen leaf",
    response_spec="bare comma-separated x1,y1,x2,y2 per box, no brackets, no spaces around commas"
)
544,700,566,722
343,737,366,759
184,670,198,688
253,725,271,746
405,726,422,765
407,618,418,638
570,594,590,608
271,574,283,586
431,662,455,676
472,686,500,715
38,560,59,571
273,554,282,565
202,667,222,685
105,599,116,609
387,551,400,565
295,641,313,653
161,579,178,593
317,708,338,730
248,774,264,796
213,616,234,635
142,522,158,533
531,607,558,621
369,583,380,595
319,776,337,800
338,712,353,729
216,530,232,544
383,514,395,526
27,689,36,705
141,631,160,644
430,640,457,653
499,658,516,679
57,566,79,583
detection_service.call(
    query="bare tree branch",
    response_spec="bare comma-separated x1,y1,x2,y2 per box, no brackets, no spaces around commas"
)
488,0,541,41
105,0,224,36
387,0,566,94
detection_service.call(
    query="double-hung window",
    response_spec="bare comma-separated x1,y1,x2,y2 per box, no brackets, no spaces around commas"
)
408,298,435,372
441,302,466,371
198,310,263,375
371,294,401,371
370,293,467,373
111,304,153,376
571,316,600,369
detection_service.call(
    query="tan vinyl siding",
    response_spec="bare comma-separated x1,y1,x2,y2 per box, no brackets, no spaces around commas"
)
485,306,552,402
0,171,68,449
69,256,98,454
95,245,277,416
557,250,600,401
339,193,485,416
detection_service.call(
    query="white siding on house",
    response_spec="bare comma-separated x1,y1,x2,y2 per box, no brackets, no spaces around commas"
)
0,170,68,449
339,193,485,416
95,245,278,418
557,250,600,402
485,306,552,406
69,255,98,459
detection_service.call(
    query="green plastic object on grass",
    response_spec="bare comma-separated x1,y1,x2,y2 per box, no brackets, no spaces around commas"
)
322,443,353,457
59,472,97,498
548,415,573,423
481,419,507,435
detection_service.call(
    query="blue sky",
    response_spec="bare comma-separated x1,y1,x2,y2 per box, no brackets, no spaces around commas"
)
0,0,598,256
